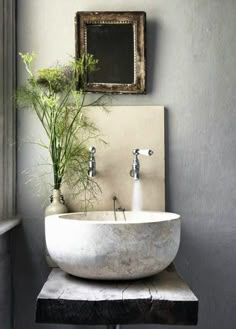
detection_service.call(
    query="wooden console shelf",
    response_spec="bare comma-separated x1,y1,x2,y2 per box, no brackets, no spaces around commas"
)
36,265,198,325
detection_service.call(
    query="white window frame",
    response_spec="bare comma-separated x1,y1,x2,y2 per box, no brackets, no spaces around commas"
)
0,0,16,220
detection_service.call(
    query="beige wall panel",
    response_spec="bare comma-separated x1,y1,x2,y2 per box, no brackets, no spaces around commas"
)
67,106,165,211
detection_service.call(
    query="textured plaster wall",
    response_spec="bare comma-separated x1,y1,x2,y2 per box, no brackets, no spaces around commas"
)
14,0,236,328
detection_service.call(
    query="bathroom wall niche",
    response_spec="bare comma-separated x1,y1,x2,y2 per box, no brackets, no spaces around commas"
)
75,11,146,94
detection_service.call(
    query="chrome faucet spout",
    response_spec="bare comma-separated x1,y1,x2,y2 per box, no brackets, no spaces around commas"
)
130,154,140,180
130,149,154,180
88,146,96,177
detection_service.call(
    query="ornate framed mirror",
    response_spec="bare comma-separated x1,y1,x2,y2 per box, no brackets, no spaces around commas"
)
75,11,146,94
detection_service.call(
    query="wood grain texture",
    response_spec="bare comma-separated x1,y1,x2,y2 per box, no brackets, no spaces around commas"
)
36,265,198,325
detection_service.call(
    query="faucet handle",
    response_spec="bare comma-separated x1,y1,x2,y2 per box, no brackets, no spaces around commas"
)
132,149,153,156
130,149,154,180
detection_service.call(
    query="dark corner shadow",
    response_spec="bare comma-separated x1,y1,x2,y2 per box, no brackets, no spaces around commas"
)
146,19,160,94
10,220,51,315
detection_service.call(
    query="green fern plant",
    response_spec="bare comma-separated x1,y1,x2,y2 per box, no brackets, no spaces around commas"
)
17,52,109,207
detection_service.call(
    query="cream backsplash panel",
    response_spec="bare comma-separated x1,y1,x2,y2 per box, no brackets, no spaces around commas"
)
67,106,165,211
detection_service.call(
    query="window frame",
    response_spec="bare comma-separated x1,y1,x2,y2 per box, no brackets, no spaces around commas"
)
0,0,16,220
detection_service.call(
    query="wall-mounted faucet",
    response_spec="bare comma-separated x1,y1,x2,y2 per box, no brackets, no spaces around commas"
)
130,149,154,180
88,146,96,177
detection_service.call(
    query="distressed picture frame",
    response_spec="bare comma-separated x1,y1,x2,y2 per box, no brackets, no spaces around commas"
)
75,11,146,94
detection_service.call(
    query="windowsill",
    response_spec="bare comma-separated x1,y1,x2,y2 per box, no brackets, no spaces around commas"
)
0,217,21,236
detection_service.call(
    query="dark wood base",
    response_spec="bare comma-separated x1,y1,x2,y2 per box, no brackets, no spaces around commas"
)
36,265,198,325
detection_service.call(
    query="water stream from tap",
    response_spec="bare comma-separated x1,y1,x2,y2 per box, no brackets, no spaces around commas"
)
132,180,142,211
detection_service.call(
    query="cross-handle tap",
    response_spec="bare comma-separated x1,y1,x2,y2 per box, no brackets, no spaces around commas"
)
88,146,96,177
130,149,154,180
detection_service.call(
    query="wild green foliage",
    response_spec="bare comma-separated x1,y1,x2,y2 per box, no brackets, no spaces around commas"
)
17,52,109,207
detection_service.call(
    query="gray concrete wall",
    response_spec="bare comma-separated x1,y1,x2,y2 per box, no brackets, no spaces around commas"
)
0,234,12,329
14,0,236,328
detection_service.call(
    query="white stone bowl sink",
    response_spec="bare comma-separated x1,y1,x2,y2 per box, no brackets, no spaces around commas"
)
45,211,181,280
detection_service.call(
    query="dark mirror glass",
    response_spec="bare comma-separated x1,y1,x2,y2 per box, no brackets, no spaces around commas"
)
87,24,134,84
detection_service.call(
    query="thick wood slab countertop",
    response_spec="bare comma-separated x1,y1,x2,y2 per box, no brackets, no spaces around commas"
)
35,265,198,325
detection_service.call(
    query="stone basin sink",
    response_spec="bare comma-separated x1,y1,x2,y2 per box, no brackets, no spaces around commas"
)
45,211,181,280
